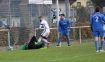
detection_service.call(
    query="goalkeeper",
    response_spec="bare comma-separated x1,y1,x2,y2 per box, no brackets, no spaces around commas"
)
21,36,44,50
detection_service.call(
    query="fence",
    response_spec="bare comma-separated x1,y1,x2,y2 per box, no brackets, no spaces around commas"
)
0,0,95,49
35,26,93,44
0,25,94,51
0,0,52,47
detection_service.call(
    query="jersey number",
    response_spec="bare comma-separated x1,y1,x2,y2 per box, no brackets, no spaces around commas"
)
95,16,99,22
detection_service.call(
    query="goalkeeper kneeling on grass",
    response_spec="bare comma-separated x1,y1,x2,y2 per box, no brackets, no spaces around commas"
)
21,36,45,50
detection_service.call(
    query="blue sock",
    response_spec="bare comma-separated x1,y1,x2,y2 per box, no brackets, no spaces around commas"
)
100,41,104,50
57,38,61,45
95,41,98,51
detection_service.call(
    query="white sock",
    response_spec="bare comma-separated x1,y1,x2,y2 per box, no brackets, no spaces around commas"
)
42,38,50,44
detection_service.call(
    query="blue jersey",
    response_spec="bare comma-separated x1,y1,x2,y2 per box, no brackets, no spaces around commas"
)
58,18,70,33
90,12,105,31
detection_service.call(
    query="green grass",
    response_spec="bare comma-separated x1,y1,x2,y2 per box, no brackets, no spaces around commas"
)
0,42,105,62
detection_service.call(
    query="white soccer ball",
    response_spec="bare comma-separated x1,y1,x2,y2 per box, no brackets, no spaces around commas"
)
9,46,13,50
7,46,13,51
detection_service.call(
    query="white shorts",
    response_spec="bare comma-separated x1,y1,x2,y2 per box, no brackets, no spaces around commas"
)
41,31,50,38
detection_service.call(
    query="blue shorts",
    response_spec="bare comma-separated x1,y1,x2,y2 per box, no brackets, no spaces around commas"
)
92,31,104,37
60,31,69,36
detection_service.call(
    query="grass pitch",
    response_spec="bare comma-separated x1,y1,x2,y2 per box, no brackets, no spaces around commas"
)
0,42,105,62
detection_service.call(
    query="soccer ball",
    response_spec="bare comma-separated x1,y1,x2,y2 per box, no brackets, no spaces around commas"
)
7,46,13,51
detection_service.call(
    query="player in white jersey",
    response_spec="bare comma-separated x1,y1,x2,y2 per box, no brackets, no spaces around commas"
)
38,16,50,48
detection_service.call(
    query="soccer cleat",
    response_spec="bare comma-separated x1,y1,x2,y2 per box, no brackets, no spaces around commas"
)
68,44,71,46
100,50,105,52
56,45,61,47
96,50,99,52
99,47,105,52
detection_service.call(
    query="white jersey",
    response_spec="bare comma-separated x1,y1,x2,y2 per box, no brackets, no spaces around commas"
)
40,19,50,37
103,24,105,31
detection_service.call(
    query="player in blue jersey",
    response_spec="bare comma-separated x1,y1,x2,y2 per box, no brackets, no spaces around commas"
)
56,14,71,47
90,7,105,52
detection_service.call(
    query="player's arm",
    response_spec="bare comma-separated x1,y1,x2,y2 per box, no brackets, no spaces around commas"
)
102,15,105,23
39,22,44,29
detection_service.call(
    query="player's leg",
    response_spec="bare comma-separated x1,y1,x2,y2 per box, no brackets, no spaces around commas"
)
95,37,99,52
99,31,104,52
41,31,50,48
56,32,62,47
100,37,104,52
65,35,70,46
64,31,70,46
42,38,50,47
93,31,99,52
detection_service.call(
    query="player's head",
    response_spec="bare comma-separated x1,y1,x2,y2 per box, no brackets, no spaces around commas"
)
60,14,65,20
39,16,43,19
39,16,44,22
95,7,100,12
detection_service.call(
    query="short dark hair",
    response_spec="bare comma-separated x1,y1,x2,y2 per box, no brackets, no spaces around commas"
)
60,14,65,16
38,16,43,18
95,7,100,12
